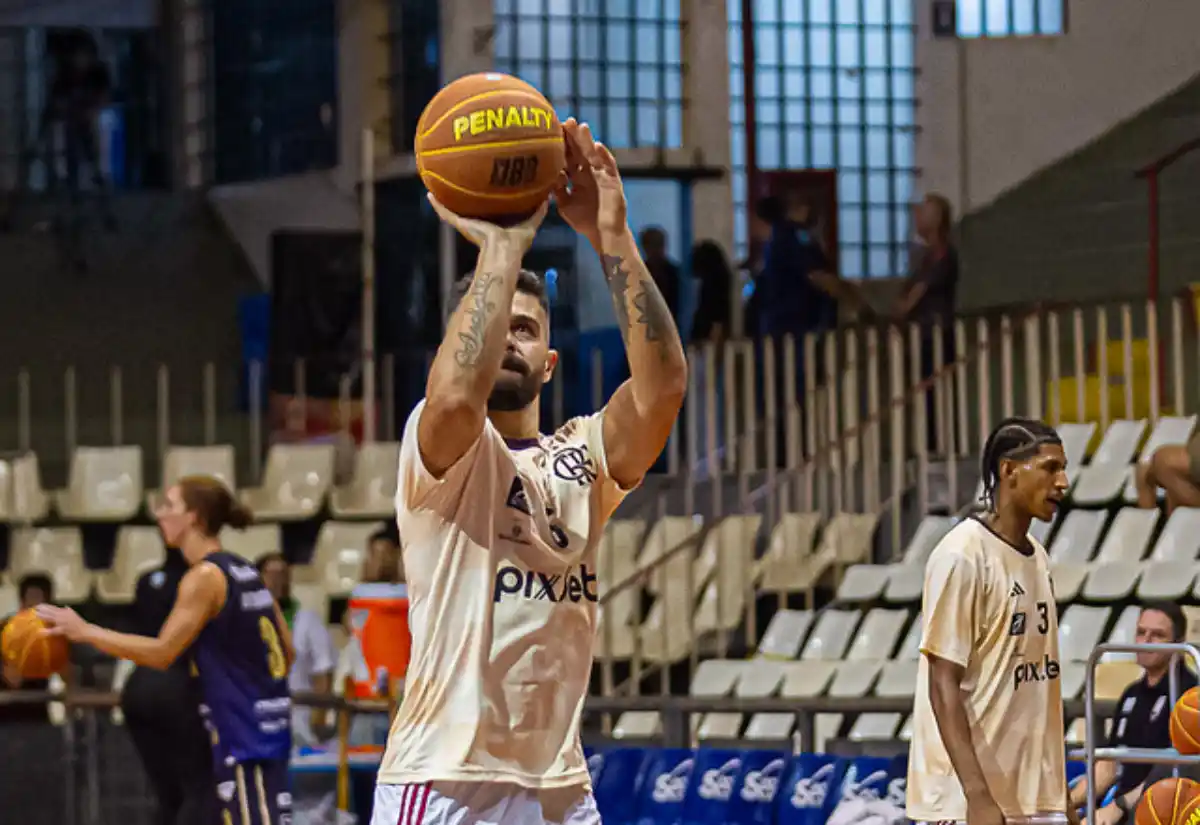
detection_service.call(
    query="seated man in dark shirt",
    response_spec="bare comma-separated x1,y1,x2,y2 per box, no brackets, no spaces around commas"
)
1069,601,1197,825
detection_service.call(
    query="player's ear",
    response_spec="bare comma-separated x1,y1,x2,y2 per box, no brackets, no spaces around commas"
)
543,349,559,382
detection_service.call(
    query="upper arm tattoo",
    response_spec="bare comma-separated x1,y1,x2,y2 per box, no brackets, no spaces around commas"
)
454,273,501,368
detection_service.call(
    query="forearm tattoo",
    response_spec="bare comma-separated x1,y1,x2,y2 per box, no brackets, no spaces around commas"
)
601,255,632,342
454,273,500,368
602,254,675,361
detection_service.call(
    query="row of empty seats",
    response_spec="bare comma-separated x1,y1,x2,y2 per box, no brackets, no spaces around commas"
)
841,507,1200,604
612,602,1155,750
0,520,387,610
0,442,399,523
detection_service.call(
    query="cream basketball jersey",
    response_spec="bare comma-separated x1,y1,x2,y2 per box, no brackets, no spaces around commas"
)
377,401,630,789
907,518,1066,822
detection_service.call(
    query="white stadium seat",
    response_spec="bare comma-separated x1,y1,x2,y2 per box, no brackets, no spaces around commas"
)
784,609,862,697
1140,507,1200,600
900,516,957,565
828,608,908,697
56,446,144,522
9,527,91,603
1048,509,1109,601
1057,422,1097,468
693,515,764,636
837,516,956,604
1080,508,1159,601
0,453,51,523
756,513,822,594
595,519,645,660
883,563,925,603
239,443,336,521
636,516,704,597
219,523,283,563
756,609,814,660
97,526,167,604
301,520,387,599
1072,419,1147,506
146,444,237,513
330,441,401,518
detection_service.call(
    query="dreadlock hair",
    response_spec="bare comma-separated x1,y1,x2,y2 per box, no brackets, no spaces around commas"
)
979,417,1062,511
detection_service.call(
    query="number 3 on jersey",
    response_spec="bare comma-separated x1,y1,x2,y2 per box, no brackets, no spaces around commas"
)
1036,602,1049,634
259,616,288,679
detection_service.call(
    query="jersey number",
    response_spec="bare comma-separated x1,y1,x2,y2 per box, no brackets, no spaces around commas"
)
1036,601,1050,634
259,616,287,680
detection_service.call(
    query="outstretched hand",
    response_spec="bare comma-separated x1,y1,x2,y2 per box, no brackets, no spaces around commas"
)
36,604,89,642
427,193,549,253
553,119,628,248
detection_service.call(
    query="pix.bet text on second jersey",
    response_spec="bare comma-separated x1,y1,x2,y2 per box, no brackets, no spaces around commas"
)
192,551,292,765
906,518,1066,822
377,401,631,789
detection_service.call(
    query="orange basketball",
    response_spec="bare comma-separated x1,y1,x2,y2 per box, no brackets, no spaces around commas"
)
1135,777,1200,825
415,72,566,221
1171,687,1200,754
1,608,69,680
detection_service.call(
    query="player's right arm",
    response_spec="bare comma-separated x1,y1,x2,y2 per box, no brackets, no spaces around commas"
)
38,562,226,670
417,196,548,478
921,546,1005,825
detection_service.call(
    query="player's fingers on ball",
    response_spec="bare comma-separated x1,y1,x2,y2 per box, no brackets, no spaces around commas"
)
595,142,619,173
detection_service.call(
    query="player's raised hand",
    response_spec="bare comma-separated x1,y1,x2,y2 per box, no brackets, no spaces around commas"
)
554,118,602,248
427,193,548,252
35,604,89,642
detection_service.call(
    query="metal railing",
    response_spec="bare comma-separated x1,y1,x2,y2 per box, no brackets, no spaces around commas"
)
0,687,1122,825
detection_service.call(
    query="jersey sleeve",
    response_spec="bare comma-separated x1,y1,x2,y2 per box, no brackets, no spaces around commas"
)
395,399,493,511
583,410,637,519
919,543,980,668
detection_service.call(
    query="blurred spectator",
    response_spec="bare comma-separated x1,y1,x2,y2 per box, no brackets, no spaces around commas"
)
42,30,116,228
1135,431,1200,513
1069,602,1196,825
258,552,335,746
121,548,213,825
640,226,681,323
363,526,404,585
891,193,959,452
690,240,734,348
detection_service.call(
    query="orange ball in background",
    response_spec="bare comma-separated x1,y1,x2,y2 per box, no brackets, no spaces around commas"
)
1,608,69,680
415,72,566,222
1170,687,1200,755
1135,777,1199,825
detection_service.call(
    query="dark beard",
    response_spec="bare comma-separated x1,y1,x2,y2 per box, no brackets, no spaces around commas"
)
487,374,541,411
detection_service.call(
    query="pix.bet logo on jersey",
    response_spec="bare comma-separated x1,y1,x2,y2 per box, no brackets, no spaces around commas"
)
492,564,598,603
1012,653,1060,690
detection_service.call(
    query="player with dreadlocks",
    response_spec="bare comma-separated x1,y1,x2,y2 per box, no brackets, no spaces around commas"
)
907,417,1076,825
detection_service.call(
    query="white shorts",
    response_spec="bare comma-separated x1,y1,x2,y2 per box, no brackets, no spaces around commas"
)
369,781,600,825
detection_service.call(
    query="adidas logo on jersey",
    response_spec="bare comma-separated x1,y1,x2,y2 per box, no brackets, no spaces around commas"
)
492,564,598,603
505,478,531,515
1010,581,1026,597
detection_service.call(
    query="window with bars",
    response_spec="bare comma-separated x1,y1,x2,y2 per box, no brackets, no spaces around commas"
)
956,0,1066,37
493,0,685,149
728,0,918,279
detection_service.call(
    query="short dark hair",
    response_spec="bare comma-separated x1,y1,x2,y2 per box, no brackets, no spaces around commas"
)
979,417,1063,509
18,573,52,603
369,525,399,546
755,195,784,224
451,269,549,316
1142,601,1188,641
255,552,287,574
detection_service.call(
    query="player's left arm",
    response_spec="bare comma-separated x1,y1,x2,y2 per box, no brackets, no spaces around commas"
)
600,233,688,486
38,563,225,670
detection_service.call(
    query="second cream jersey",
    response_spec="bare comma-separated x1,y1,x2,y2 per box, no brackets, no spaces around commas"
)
377,401,630,789
906,517,1066,822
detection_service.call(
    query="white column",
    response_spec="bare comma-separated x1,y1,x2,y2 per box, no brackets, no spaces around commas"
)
336,0,391,192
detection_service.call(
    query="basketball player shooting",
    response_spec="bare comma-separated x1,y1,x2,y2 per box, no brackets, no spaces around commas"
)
907,418,1078,825
37,477,295,825
369,120,686,825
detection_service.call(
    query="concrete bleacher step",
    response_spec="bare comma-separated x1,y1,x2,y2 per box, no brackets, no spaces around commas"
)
0,192,258,484
959,71,1200,308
